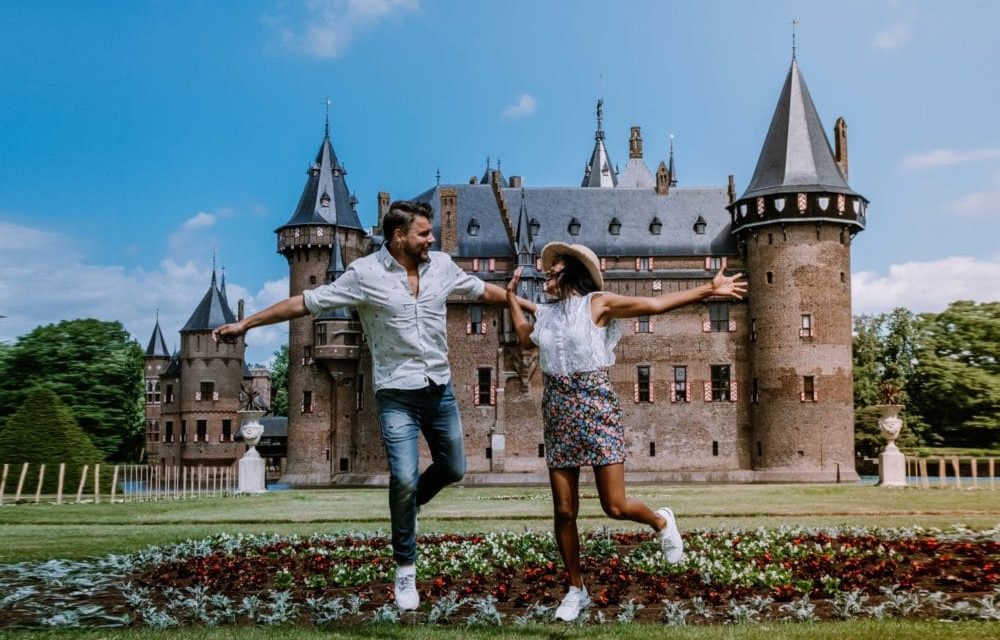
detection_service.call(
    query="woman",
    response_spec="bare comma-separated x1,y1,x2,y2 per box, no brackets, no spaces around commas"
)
505,242,746,622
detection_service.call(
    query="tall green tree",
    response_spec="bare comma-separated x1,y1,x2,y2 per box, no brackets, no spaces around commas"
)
909,301,1000,448
270,344,288,417
852,314,883,408
0,319,143,460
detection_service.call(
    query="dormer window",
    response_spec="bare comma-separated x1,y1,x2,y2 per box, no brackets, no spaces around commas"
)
649,216,662,235
567,217,581,236
694,215,707,235
467,217,480,237
608,217,622,236
320,193,331,208
310,164,320,177
529,218,540,239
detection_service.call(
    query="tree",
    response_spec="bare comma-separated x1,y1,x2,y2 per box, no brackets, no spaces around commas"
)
909,301,1000,448
852,314,883,408
270,344,288,417
0,387,104,493
0,319,143,460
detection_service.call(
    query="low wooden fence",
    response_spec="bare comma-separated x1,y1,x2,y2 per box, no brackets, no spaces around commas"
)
903,456,998,489
0,463,239,505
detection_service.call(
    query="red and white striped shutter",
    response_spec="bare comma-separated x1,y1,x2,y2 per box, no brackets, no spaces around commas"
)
488,258,496,272
633,319,639,333
633,382,639,403
685,384,691,402
650,317,656,333
813,388,818,402
704,257,711,270
670,384,677,402
635,258,641,271
728,320,737,332
721,257,728,270
800,391,806,402
466,321,472,335
535,258,542,270
650,381,655,403
702,320,711,332
703,381,712,402
481,318,487,334
473,385,480,406
490,382,496,405
472,258,480,271
648,256,654,271
600,258,607,271
730,381,738,402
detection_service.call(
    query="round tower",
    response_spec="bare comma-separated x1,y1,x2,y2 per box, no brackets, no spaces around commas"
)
730,59,868,482
276,122,368,485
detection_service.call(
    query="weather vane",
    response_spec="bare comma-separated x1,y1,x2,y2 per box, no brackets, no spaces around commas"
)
324,97,332,136
792,19,799,60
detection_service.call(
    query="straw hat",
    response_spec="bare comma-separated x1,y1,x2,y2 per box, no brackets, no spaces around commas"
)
540,242,604,290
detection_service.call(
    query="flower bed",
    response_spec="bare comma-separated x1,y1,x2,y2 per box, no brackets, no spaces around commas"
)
1,525,998,627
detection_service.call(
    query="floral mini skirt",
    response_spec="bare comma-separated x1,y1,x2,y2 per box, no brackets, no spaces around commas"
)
541,369,625,469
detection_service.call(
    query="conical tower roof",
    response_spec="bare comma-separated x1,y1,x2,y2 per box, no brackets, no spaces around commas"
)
582,99,618,188
181,269,238,332
145,317,170,357
741,60,859,200
277,123,364,232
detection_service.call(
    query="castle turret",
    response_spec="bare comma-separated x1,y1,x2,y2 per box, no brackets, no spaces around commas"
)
729,58,868,482
581,99,618,187
143,314,171,456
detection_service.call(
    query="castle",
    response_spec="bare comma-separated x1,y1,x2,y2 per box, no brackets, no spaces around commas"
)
145,56,867,484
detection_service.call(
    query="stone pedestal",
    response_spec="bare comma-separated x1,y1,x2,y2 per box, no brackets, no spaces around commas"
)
879,444,907,487
238,447,267,493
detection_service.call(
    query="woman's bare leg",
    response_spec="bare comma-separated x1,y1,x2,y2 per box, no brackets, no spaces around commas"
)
593,463,666,530
549,467,583,587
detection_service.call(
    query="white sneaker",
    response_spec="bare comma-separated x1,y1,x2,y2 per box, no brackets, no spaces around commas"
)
554,585,590,622
656,507,684,564
394,565,419,611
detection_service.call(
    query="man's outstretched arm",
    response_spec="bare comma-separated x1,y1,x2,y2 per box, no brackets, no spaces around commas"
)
213,295,310,342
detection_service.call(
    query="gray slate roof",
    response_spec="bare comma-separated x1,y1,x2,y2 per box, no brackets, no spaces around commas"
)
618,157,655,188
277,133,364,231
145,320,170,357
741,60,860,199
414,184,736,257
181,271,238,332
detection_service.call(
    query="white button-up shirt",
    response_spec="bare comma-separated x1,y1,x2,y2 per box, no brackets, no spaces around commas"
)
302,247,486,391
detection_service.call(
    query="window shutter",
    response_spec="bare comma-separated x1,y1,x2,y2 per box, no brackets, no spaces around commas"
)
633,382,639,403
813,389,818,402
600,257,607,271
490,382,496,405
195,391,201,401
212,391,219,401
488,258,496,272
650,381,655,403
472,258,479,271
480,320,487,335
650,317,656,333
728,320,737,332
648,256,654,270
703,381,713,402
800,391,806,402
634,319,639,333
685,384,691,402
535,258,542,270
702,320,711,332
730,381,738,402
466,321,472,335
474,385,480,406
722,257,728,269
670,384,677,402
634,258,641,271
704,257,711,270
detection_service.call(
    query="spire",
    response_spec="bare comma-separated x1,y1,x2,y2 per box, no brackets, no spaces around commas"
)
324,97,331,138
618,126,655,188
668,135,677,186
582,98,618,187
277,114,365,232
326,223,346,282
182,268,238,332
218,265,230,308
145,312,170,358
514,188,533,260
792,19,799,61
740,59,858,200
480,155,504,185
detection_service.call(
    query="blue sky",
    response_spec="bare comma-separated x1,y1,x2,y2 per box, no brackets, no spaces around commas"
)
2,0,998,364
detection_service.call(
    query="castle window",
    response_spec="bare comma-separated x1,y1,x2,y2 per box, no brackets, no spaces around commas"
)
356,373,364,410
146,380,156,403
757,441,762,457
165,421,174,443
636,315,651,333
768,233,773,245
180,420,187,443
467,217,480,237
800,314,814,338
712,441,719,457
316,323,328,346
339,458,349,472
343,333,359,346
649,442,656,457
309,275,317,285
637,257,651,271
154,381,161,403
475,368,494,406
840,271,846,283
766,271,774,284
222,420,232,442
196,420,207,443
468,305,484,335
568,217,581,236
710,365,731,401
708,257,723,271
801,376,817,402
751,378,759,404
165,384,174,404
485,447,492,459
538,443,545,458
750,318,757,342
635,366,652,403
303,345,313,364
608,217,622,235
708,302,729,332
529,217,541,238
672,366,688,402
302,390,313,413
200,381,214,401
649,217,662,235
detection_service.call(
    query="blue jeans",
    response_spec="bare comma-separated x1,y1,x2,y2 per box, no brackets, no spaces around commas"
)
376,380,466,565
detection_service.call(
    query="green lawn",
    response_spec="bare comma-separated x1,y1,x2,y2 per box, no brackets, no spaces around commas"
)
1,484,998,562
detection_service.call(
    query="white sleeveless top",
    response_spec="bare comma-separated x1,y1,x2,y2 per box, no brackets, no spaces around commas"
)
530,292,622,376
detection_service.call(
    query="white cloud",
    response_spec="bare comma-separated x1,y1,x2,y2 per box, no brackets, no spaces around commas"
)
902,148,1000,171
0,221,289,366
872,23,910,50
267,0,420,59
853,256,1000,315
947,190,1000,217
182,211,217,230
501,93,538,119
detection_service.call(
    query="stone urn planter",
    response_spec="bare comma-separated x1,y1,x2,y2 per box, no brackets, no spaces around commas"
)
237,410,267,493
875,383,906,487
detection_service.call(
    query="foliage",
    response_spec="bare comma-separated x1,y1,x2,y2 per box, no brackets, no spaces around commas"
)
0,387,104,493
854,406,918,459
270,344,288,417
0,319,143,460
909,301,1000,448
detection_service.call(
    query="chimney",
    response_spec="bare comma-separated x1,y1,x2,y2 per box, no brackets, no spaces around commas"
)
439,187,459,254
629,126,643,159
728,175,736,204
238,299,245,322
834,117,848,180
509,176,523,188
376,191,390,235
655,161,670,196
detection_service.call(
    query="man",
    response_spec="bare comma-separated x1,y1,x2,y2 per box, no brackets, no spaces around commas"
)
213,200,522,611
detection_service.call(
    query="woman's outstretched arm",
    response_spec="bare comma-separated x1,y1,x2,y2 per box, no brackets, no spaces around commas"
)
505,267,537,349
592,268,747,322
